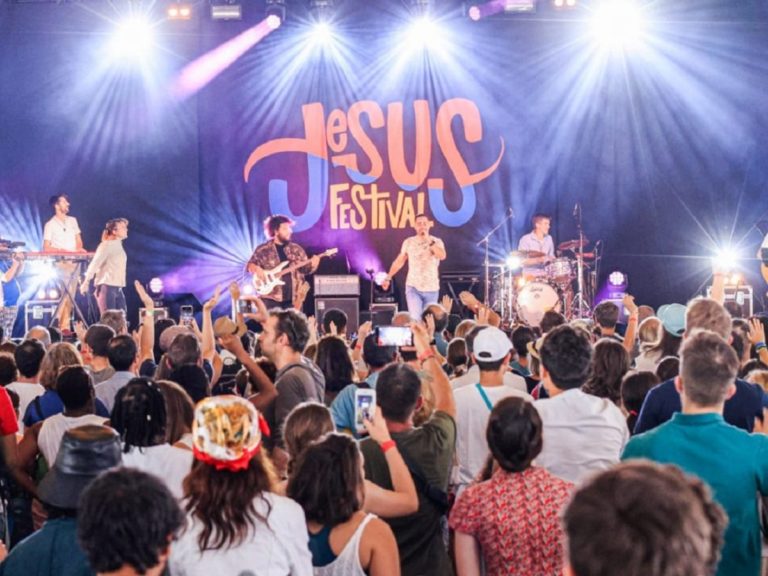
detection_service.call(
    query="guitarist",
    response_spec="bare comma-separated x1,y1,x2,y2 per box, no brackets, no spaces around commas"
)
247,215,320,309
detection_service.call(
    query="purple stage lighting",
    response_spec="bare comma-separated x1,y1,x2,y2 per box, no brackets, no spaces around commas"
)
109,15,155,61
148,277,164,295
171,18,279,100
266,14,282,29
468,5,481,20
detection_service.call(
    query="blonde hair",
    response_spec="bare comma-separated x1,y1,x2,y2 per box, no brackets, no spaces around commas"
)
745,370,768,391
39,342,82,390
638,317,662,351
685,299,731,339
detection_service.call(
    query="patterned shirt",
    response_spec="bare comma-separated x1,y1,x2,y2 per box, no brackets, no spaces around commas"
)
401,235,444,292
449,466,573,576
248,240,311,303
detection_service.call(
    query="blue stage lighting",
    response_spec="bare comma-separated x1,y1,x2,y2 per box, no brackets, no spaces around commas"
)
590,0,646,50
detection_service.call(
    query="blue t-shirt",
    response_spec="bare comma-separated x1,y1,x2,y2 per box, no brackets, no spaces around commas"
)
634,377,765,435
624,413,768,576
23,390,109,428
330,372,379,438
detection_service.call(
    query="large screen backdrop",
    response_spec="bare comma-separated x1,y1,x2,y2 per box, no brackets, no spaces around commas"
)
2,0,768,324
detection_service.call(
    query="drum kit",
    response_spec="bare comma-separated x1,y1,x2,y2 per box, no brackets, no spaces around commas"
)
487,234,600,328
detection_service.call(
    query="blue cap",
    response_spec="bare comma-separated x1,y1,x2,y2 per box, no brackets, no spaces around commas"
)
657,303,686,337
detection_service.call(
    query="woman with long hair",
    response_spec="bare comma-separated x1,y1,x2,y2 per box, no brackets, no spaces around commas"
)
582,339,631,405
315,336,355,405
169,396,312,575
288,433,399,576
111,378,193,499
282,402,417,518
80,218,129,316
156,379,195,450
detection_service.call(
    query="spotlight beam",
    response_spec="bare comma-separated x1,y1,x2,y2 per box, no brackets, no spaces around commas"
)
170,18,278,101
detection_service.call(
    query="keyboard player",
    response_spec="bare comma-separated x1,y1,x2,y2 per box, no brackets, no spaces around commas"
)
43,194,85,331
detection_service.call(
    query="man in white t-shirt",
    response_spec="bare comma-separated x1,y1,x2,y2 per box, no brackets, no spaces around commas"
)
382,213,446,319
43,194,84,331
452,326,532,494
535,324,628,484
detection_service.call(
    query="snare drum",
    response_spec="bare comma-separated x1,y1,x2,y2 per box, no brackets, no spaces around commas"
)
546,258,573,283
515,281,561,327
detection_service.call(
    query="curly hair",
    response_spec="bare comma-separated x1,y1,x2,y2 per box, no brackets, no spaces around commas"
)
111,378,167,451
78,468,183,574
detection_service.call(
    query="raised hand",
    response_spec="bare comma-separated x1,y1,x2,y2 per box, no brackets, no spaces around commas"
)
440,295,454,314
748,318,766,345
203,285,222,312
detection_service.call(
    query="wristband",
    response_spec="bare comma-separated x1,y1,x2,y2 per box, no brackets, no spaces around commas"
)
417,350,435,363
756,342,767,351
354,342,363,350
380,440,397,453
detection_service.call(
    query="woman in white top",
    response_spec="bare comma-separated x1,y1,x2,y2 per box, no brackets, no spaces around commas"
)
80,218,129,316
169,396,313,576
111,378,193,500
287,432,400,576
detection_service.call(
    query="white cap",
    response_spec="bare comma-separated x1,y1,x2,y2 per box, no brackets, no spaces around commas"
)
473,326,512,362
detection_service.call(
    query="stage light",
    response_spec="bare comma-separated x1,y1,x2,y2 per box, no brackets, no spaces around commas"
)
36,289,46,300
590,0,646,50
148,277,165,296
310,21,334,44
265,0,286,29
167,4,192,20
211,4,242,20
47,288,60,300
241,283,255,296
506,254,523,270
405,16,444,49
467,5,481,20
712,248,739,272
608,271,627,287
110,15,155,60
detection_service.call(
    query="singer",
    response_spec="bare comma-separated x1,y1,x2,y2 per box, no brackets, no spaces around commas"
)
518,213,555,278
382,213,446,319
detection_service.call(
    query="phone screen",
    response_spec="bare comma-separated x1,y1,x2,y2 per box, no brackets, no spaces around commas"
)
376,326,413,347
237,299,254,314
180,305,194,326
355,389,376,432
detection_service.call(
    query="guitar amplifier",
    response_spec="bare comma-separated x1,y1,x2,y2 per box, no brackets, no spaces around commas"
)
314,275,360,296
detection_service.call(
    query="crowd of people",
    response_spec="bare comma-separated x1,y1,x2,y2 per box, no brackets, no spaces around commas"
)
0,271,766,576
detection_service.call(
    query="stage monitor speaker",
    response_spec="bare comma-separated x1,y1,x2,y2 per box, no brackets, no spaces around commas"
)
360,304,398,327
314,297,359,335
25,301,58,333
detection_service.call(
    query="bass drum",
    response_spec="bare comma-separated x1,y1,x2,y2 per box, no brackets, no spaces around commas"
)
516,281,561,327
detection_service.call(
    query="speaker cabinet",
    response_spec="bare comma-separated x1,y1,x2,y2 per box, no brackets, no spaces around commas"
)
360,304,398,326
314,297,359,335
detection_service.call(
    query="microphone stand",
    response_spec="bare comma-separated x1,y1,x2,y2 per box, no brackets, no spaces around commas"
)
477,208,515,305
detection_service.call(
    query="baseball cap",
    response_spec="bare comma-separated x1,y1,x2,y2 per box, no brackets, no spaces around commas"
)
657,304,686,337
472,326,512,362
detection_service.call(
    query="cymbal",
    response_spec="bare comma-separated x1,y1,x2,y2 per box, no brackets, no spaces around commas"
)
509,250,546,259
558,238,590,251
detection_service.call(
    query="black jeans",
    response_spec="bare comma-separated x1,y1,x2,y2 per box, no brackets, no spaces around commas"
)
95,285,126,315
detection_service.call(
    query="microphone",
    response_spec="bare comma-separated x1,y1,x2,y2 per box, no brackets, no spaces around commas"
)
365,268,374,275
507,207,514,217
573,203,579,217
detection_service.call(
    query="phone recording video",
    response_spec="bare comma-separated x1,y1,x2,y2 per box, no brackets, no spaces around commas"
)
375,325,413,347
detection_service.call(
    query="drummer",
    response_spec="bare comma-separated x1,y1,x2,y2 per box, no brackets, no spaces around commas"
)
518,213,555,278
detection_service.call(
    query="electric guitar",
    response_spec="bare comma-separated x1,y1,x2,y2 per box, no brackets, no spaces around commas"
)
252,248,338,296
